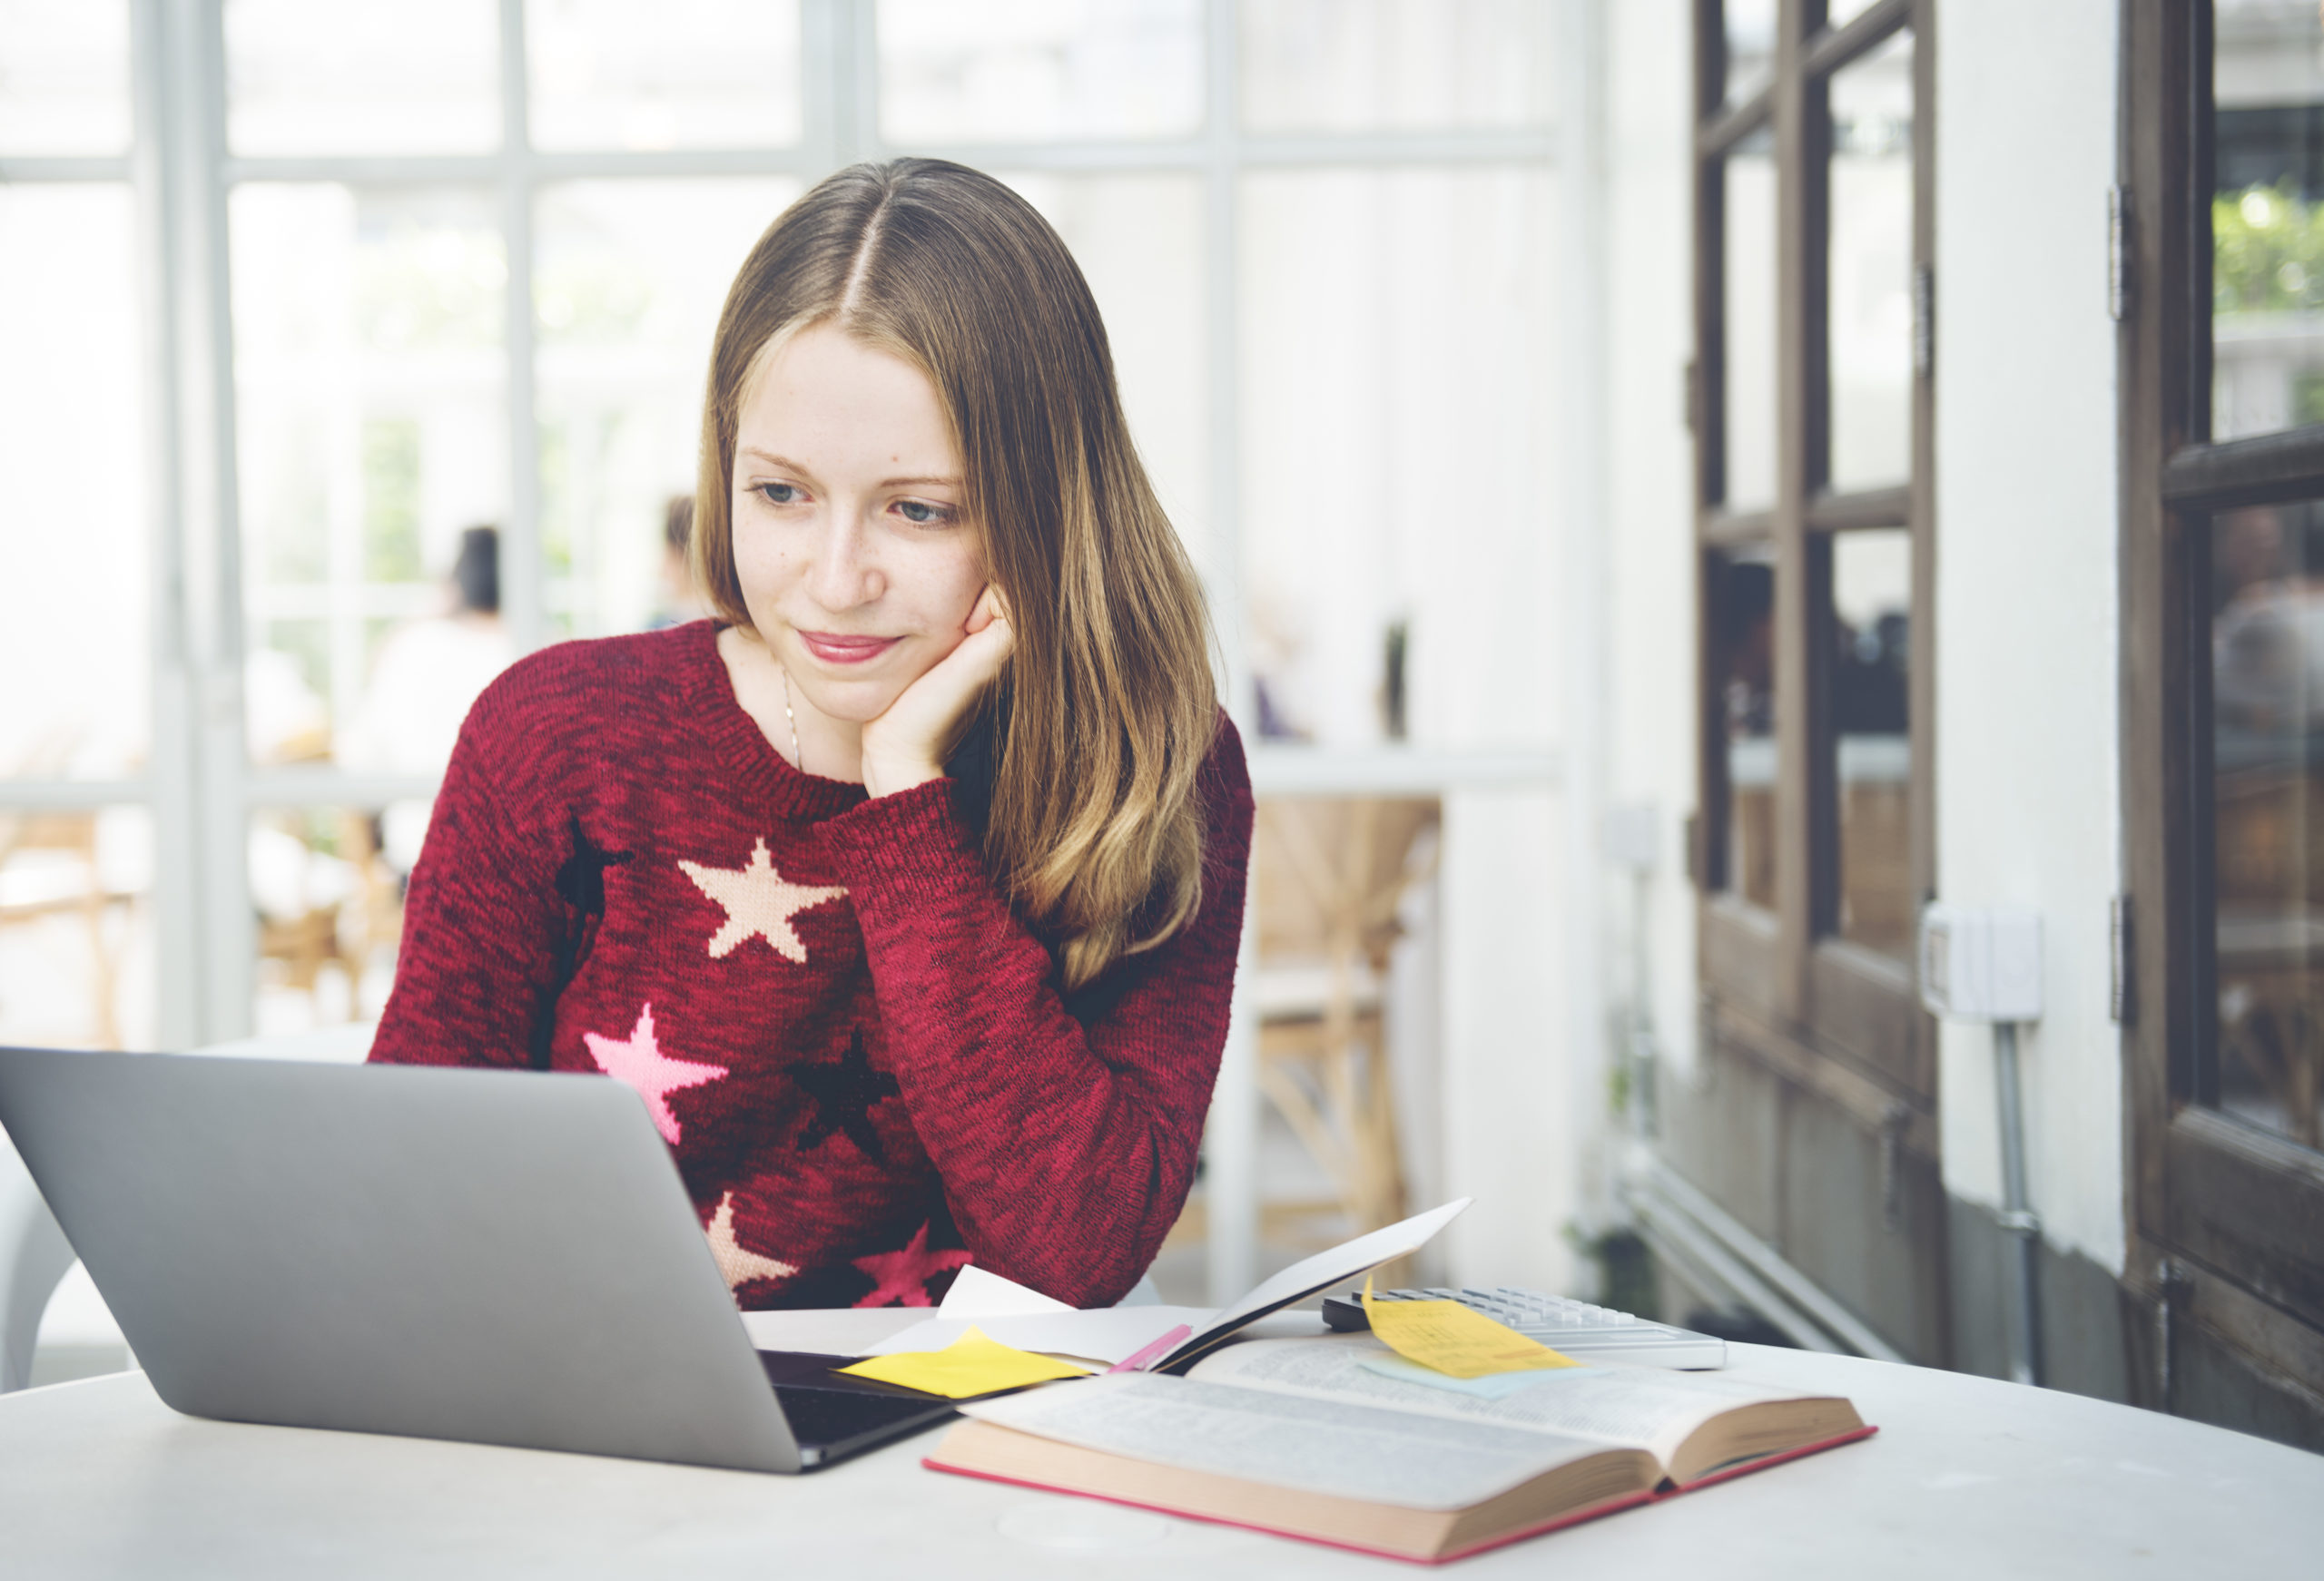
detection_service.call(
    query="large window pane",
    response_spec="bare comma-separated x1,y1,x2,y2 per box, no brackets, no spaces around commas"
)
2211,500,2324,1153
1725,0,1775,106
1240,0,1552,134
0,0,131,154
876,0,1203,144
527,0,803,151
995,173,1206,574
225,0,499,156
1242,168,1557,749
1827,29,1913,493
536,179,797,637
2212,1,2324,442
0,185,147,781
0,806,153,1051
1723,129,1777,514
231,185,511,783
1829,528,1910,957
1713,549,1777,909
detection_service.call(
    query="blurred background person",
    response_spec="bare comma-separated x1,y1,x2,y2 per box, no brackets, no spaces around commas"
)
339,525,517,876
648,495,711,631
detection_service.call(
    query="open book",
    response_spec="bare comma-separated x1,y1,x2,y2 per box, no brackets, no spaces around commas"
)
924,1335,1873,1564
853,1198,1474,1370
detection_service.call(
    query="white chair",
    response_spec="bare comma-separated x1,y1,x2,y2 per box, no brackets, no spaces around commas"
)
0,1025,379,1391
1,1124,77,1393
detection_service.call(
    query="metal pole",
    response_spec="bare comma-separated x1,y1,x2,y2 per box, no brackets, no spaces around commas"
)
1993,1020,2043,1387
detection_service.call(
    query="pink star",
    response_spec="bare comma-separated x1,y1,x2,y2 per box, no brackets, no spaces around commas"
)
852,1221,972,1308
582,1003,727,1144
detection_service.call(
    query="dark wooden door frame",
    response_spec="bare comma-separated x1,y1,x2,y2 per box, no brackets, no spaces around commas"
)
1689,0,1944,1358
1693,0,1936,1114
2121,0,2324,1396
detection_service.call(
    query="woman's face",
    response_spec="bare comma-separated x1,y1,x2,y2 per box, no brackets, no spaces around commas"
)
728,324,986,727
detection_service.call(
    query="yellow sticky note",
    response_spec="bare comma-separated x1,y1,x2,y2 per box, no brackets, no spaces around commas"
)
1361,1275,1581,1380
836,1325,1093,1399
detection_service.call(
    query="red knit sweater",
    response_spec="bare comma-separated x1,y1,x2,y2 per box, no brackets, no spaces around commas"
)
369,619,1250,1311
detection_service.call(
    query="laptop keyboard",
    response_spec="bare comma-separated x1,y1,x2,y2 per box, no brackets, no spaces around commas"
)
1325,1285,1728,1370
773,1384,953,1448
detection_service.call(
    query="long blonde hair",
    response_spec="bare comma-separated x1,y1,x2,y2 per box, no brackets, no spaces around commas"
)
693,159,1218,991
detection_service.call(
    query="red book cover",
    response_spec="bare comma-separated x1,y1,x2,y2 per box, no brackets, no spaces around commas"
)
922,1423,1878,1565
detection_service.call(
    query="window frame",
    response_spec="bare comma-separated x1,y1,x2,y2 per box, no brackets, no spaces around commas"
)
1691,0,1937,1109
1,0,1568,1053
2122,0,2324,1370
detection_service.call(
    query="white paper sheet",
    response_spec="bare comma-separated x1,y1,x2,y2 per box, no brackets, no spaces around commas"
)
937,1264,1075,1319
1156,1197,1472,1368
859,1305,1218,1366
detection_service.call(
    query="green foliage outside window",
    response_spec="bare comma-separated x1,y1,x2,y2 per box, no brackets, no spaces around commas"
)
361,417,423,584
2299,372,2324,430
2215,182,2324,316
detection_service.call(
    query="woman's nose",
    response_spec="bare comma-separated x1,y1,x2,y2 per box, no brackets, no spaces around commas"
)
805,511,881,610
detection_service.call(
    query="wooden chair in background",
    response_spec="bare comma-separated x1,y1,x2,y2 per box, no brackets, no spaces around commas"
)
0,810,132,1051
1248,796,1441,1281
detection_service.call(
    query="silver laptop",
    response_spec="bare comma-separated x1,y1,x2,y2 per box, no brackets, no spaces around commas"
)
0,1046,957,1472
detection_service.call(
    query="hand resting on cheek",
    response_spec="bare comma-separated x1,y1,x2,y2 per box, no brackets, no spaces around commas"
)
858,584,1013,800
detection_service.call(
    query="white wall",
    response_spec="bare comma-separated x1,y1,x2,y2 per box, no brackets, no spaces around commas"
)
1439,788,1571,1293
1932,0,2125,1272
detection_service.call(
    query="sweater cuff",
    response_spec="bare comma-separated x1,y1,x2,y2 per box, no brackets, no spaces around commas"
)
816,776,985,907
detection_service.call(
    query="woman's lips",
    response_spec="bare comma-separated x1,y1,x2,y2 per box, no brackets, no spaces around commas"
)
795,630,901,665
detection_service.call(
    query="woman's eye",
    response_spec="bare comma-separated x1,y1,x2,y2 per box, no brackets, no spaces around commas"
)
757,482,803,506
895,499,954,526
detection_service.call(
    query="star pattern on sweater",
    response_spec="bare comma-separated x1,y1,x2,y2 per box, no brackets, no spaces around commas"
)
785,1029,900,1163
555,812,631,915
852,1221,972,1308
582,1003,727,1144
703,1191,798,1291
676,839,847,963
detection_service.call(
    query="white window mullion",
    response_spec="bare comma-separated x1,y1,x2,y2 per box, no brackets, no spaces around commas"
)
1200,0,1259,1310
128,0,198,1052
846,0,879,165
499,0,546,654
161,0,255,1045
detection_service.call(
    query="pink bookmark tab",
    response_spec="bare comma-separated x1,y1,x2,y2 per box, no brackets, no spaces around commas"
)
1107,1323,1192,1374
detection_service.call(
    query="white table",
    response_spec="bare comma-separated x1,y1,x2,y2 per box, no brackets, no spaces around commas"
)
1,1322,2317,1578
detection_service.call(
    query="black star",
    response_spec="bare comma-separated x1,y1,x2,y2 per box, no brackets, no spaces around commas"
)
533,813,634,1071
555,812,632,916
786,1030,899,1164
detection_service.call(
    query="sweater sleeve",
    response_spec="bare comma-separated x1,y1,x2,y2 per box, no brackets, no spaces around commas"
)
816,718,1254,1308
367,683,566,1071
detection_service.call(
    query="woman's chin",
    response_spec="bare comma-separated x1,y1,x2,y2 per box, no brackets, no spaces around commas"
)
789,673,910,727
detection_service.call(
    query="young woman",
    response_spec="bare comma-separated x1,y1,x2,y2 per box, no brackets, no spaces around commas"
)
369,159,1251,1311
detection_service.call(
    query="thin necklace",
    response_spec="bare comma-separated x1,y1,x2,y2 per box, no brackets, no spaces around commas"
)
779,663,802,774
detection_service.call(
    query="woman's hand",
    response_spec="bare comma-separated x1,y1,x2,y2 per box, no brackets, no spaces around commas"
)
859,585,1013,799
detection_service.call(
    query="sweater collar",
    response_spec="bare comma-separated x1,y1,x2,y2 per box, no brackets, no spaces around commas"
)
679,620,869,822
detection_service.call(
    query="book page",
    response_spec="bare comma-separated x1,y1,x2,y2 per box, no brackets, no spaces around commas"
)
1188,1337,1799,1467
958,1372,1614,1512
1157,1198,1471,1369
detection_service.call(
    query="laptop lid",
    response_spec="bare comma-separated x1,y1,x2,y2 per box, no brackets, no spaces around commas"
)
0,1046,804,1474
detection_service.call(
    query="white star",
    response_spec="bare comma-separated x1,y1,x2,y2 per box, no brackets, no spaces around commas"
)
677,839,848,964
581,1004,727,1144
704,1192,798,1291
